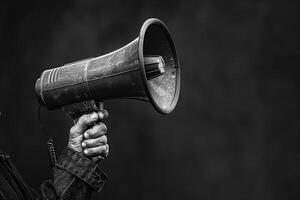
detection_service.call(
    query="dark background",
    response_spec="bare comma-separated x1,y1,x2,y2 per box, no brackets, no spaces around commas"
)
1,0,300,199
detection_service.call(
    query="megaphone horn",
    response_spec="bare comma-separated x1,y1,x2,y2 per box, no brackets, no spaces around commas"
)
35,18,180,116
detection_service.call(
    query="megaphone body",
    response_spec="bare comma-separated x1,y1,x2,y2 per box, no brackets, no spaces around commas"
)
35,18,180,117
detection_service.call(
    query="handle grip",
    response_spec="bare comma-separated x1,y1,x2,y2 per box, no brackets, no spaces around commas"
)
62,100,105,121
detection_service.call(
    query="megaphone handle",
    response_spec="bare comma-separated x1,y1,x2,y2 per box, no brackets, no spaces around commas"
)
66,100,107,162
62,100,104,122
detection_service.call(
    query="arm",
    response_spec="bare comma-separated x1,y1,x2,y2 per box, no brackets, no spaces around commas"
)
30,111,109,200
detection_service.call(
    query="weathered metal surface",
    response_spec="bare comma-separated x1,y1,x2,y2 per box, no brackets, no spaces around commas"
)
35,18,180,115
35,38,145,110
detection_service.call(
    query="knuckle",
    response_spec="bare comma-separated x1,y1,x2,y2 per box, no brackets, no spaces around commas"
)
96,136,106,145
86,148,93,155
101,135,107,143
100,122,107,133
100,145,107,153
82,114,91,122
92,123,107,135
88,128,98,137
84,139,91,146
94,124,102,131
70,126,78,134
76,115,89,128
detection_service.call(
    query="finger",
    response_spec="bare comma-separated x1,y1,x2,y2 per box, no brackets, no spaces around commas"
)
91,155,105,163
82,135,107,148
105,144,109,157
76,112,99,131
70,112,99,137
90,144,109,162
83,145,108,157
83,122,107,139
98,110,109,120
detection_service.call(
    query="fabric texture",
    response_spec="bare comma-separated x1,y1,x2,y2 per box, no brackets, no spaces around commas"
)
0,147,107,200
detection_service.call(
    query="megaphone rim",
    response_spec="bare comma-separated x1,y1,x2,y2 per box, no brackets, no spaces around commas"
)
138,18,181,115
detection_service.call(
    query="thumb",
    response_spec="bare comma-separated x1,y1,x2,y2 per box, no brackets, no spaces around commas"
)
68,134,83,152
68,113,98,152
70,112,98,139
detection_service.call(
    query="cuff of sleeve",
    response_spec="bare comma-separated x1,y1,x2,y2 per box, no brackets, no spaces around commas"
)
55,147,108,192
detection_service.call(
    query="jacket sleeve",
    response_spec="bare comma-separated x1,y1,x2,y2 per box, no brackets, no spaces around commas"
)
29,147,107,200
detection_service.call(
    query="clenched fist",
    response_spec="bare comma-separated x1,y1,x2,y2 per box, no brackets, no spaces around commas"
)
68,111,109,162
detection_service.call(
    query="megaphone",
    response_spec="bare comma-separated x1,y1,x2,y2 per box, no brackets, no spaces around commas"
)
35,18,180,118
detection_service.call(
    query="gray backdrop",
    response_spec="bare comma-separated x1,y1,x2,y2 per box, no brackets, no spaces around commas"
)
0,0,299,199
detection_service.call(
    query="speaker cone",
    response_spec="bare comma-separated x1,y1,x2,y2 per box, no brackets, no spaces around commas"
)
139,18,180,114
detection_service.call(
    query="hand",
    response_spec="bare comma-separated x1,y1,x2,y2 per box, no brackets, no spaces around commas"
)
68,111,109,162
